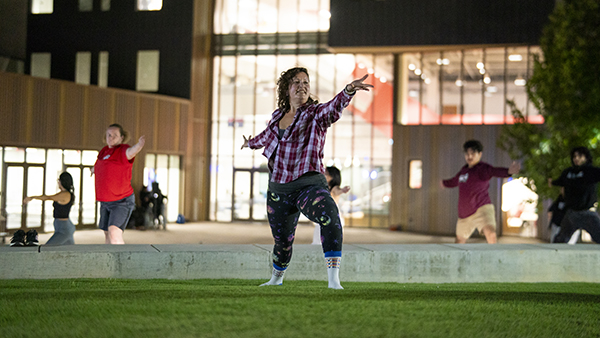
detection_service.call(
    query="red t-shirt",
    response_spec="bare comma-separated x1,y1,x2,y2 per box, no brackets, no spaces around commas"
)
94,144,135,202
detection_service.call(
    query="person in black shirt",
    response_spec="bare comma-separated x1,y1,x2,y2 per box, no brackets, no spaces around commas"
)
23,172,76,245
550,147,600,243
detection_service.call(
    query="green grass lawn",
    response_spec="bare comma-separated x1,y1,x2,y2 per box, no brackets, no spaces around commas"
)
1,279,599,338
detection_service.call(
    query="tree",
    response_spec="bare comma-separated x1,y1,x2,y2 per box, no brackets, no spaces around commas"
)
498,0,600,203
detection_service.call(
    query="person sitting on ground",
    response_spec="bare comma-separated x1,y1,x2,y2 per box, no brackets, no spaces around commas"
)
22,172,76,245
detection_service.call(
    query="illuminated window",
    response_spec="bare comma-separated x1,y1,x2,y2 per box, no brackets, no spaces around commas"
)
136,50,160,92
137,0,162,11
409,160,422,189
30,53,51,79
78,0,93,12
101,0,111,11
75,52,92,85
98,51,109,87
32,0,53,14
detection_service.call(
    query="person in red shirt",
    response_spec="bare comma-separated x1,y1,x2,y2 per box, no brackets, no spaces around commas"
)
442,140,520,244
241,67,372,289
93,124,145,244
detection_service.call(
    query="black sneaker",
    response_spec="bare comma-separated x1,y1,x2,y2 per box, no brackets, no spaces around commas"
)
10,230,26,247
25,229,39,246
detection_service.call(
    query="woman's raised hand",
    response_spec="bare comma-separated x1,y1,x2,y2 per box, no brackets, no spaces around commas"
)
346,74,374,93
241,135,252,149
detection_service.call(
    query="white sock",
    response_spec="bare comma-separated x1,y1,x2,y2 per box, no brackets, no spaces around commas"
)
260,267,285,286
326,257,343,289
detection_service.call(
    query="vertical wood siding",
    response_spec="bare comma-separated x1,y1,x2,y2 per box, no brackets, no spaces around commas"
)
391,124,516,236
0,72,190,154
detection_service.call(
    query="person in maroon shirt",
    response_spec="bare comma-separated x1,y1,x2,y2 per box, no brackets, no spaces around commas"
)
93,124,145,244
442,140,520,244
242,67,372,289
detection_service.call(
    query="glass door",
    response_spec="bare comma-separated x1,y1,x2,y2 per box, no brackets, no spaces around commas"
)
65,165,98,228
1,164,45,231
232,167,269,221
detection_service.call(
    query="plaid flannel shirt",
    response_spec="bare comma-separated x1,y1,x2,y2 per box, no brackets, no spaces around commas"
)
248,89,354,183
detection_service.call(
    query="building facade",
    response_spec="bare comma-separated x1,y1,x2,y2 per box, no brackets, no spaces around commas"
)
0,0,557,240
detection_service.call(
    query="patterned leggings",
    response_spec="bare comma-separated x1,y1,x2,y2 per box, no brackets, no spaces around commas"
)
267,186,343,269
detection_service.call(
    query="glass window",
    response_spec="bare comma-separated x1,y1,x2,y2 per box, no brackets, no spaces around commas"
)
257,0,278,34
63,150,81,165
32,0,53,14
30,53,51,79
462,49,484,124
45,149,63,231
167,155,180,222
409,160,423,189
136,50,160,92
507,46,534,123
26,166,45,228
75,52,92,85
299,0,319,33
144,153,156,187
98,51,109,87
101,0,111,11
78,0,93,11
483,48,506,124
278,0,298,33
4,147,25,163
137,0,162,11
82,150,98,165
5,166,24,229
26,148,46,164
441,51,462,125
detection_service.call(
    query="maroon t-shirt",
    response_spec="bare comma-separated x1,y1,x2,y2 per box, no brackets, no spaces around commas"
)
443,162,510,218
94,144,134,202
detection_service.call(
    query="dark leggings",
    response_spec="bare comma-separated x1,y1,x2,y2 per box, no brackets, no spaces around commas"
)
555,209,600,243
267,186,343,269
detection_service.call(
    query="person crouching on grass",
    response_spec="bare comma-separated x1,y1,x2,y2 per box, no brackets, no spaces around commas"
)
442,140,520,244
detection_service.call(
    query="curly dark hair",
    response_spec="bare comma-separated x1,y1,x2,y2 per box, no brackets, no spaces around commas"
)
276,67,318,113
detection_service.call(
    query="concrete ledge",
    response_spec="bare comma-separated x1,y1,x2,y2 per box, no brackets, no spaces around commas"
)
1,244,599,283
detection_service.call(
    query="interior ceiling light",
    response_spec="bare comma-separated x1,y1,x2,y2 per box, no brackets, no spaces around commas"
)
414,69,422,76
483,76,491,84
514,77,526,86
408,63,416,70
508,54,523,62
476,62,484,70
455,79,463,87
436,58,449,65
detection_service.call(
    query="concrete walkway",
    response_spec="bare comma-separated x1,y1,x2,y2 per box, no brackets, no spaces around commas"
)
3,222,599,284
34,221,545,245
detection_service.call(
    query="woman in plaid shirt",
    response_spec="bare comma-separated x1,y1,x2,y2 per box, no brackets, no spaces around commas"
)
242,67,372,289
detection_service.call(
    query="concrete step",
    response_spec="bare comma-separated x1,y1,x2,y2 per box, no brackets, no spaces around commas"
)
1,243,599,283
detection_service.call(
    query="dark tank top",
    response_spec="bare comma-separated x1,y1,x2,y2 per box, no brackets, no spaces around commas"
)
53,192,74,219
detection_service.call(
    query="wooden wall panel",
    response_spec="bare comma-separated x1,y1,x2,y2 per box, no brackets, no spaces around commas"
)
392,124,512,236
85,87,113,148
178,104,189,153
113,92,138,143
30,78,60,146
138,97,157,152
61,84,86,148
156,100,177,152
0,73,29,145
1,72,190,216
